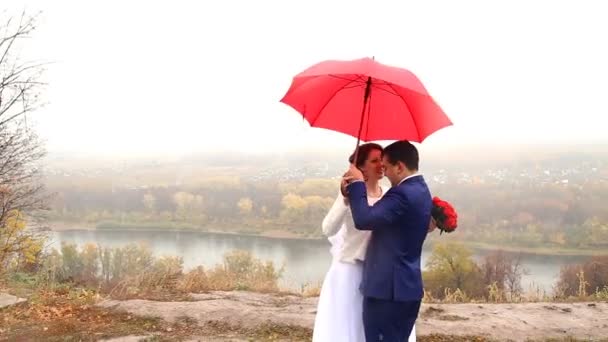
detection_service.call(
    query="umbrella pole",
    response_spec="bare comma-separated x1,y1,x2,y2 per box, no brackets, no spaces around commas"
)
352,76,373,166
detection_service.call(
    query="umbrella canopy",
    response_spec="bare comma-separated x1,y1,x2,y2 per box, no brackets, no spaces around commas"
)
280,57,452,144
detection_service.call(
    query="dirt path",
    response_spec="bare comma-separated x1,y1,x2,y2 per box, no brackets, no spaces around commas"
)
98,291,608,341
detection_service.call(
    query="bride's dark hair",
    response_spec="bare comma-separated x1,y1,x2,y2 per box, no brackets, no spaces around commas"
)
348,143,383,168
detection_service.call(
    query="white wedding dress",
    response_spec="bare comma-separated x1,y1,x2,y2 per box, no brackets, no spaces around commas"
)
312,189,416,342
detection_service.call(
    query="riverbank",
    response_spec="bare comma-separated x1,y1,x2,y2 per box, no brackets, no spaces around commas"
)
49,221,321,241
48,222,607,257
464,241,608,257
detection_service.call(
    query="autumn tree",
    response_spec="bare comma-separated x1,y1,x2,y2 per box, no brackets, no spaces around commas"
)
423,242,485,299
556,256,608,298
142,193,156,213
0,12,48,273
172,191,205,223
480,250,526,301
237,197,253,216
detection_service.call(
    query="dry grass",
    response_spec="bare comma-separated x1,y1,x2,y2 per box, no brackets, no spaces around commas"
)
300,281,322,297
0,287,164,341
34,243,284,301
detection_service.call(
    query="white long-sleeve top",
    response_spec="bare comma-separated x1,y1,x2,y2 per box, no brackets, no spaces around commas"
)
321,185,388,264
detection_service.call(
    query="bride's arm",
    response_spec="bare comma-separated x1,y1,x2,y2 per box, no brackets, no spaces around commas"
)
321,191,349,237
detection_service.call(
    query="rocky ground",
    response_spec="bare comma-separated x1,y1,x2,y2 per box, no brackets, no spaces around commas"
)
98,291,608,341
2,290,608,341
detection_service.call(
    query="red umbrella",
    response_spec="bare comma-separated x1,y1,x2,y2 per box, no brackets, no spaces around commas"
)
280,57,452,156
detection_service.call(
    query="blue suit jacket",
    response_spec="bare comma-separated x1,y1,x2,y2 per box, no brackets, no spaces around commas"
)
347,175,432,301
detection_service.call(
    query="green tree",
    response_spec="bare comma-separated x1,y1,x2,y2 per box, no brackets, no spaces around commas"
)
423,242,484,299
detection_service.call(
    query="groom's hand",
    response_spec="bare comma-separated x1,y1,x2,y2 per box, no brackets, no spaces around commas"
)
346,164,364,182
340,176,350,200
341,164,364,198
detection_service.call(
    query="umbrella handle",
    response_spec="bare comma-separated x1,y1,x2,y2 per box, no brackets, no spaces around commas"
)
352,76,373,166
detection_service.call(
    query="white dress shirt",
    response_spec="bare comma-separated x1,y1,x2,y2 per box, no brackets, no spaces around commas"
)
397,172,422,185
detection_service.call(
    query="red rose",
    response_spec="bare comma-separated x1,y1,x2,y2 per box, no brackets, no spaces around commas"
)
444,202,455,212
431,196,458,233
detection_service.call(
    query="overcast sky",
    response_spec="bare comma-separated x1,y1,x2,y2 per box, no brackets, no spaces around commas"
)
4,0,608,157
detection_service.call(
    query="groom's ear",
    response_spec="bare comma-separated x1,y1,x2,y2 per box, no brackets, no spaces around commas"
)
397,161,406,174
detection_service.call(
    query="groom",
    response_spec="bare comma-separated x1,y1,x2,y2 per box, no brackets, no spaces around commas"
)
343,140,432,341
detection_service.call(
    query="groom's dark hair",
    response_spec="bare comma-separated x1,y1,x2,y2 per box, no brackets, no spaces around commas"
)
383,140,419,171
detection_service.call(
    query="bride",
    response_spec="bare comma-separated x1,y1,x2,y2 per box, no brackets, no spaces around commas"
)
312,143,416,342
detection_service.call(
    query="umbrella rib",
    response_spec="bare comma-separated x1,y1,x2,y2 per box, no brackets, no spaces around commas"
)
371,84,400,96
309,79,360,127
328,74,368,85
387,84,422,141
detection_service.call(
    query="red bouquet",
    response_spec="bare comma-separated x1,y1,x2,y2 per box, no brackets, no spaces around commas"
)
431,197,458,234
